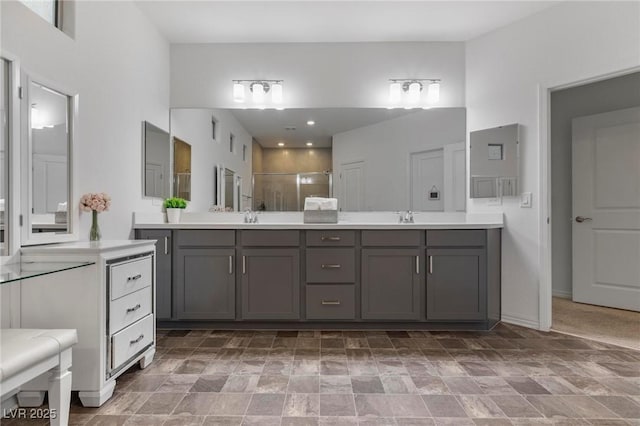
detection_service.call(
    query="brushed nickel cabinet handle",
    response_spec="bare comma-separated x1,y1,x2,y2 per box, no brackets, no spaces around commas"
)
321,300,341,305
321,236,341,242
127,274,142,282
242,256,246,275
126,304,141,313
130,334,144,345
321,264,341,269
164,236,169,255
416,256,420,275
428,256,433,274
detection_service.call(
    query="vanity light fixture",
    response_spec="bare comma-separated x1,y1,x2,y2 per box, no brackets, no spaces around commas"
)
388,79,441,108
232,80,284,108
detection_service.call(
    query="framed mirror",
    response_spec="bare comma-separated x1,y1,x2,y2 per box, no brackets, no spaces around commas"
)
0,59,9,256
21,74,78,245
143,121,170,199
470,123,520,198
173,137,191,200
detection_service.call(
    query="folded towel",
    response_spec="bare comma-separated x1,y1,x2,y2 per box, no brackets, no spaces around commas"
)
57,202,67,212
304,197,338,211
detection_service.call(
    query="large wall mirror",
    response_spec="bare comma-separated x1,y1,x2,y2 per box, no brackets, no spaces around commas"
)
170,107,467,212
143,121,170,199
22,75,77,245
0,59,9,256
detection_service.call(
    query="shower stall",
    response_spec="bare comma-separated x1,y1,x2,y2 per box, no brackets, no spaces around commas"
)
252,172,333,211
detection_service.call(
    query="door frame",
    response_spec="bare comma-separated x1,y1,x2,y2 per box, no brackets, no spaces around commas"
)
538,66,640,331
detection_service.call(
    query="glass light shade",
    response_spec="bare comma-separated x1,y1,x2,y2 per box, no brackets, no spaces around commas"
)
389,82,401,104
408,82,421,104
271,82,283,104
252,83,265,103
427,82,440,104
233,83,245,103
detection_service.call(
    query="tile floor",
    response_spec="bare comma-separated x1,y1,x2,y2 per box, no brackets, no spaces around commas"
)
3,323,640,425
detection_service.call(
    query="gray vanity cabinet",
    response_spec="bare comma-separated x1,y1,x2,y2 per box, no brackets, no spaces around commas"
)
361,249,421,320
426,248,486,320
241,248,300,320
136,229,172,320
173,230,236,320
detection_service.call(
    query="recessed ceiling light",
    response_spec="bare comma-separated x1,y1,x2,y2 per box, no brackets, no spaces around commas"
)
306,120,315,126
277,142,285,147
306,141,313,146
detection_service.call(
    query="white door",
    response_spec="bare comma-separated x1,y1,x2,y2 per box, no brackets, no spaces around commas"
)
444,142,466,212
340,161,364,211
145,162,164,198
572,107,640,312
410,149,444,211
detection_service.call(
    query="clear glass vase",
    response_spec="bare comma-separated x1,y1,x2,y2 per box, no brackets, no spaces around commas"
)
89,210,101,241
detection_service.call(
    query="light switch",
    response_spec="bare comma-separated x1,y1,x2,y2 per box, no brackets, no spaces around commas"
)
520,192,532,208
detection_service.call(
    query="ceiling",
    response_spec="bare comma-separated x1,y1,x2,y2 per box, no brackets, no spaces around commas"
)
135,1,558,43
230,108,419,148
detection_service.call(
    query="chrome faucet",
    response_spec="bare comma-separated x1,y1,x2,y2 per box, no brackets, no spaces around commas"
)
244,208,258,224
399,210,414,224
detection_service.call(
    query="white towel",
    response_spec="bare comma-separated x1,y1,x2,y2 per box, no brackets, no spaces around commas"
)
304,197,338,211
57,202,67,212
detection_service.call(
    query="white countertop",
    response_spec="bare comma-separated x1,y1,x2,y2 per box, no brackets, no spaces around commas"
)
21,240,155,254
133,211,503,230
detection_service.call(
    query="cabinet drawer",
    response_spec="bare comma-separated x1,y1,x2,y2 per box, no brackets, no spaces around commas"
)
110,287,152,334
176,230,235,247
306,231,355,247
427,230,486,247
306,249,356,283
111,314,154,369
241,230,299,246
110,256,152,301
362,230,422,247
306,285,355,320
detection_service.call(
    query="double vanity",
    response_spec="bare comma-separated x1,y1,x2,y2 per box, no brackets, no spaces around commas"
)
135,211,503,330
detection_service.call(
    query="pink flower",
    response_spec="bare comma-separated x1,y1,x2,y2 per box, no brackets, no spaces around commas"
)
80,192,111,213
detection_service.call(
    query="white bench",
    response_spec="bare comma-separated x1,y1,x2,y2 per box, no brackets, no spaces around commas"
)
0,329,77,426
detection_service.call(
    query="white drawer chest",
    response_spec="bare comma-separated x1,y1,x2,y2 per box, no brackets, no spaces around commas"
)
19,241,156,407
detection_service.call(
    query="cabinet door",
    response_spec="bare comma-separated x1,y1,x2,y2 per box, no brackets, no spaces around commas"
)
241,249,300,320
426,248,486,320
174,248,235,320
137,229,172,320
361,249,421,320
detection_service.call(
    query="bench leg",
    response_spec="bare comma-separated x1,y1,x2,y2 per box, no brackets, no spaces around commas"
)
139,347,155,369
16,391,45,407
48,348,72,426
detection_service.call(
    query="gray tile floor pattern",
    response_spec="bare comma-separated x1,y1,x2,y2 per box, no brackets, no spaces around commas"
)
3,323,640,425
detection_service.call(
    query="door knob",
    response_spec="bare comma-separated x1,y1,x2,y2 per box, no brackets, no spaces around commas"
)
575,216,593,223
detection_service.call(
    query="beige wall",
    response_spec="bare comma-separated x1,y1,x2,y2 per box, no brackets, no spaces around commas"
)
261,148,332,173
252,140,263,173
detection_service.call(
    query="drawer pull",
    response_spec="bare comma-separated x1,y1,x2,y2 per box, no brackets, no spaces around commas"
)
130,334,144,345
321,300,341,305
428,256,433,274
126,304,141,313
164,236,169,255
229,255,233,275
321,264,341,269
321,236,341,242
127,274,142,282
416,256,420,275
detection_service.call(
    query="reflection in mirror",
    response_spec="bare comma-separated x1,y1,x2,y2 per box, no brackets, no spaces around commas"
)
469,123,519,198
143,121,170,199
30,81,70,234
173,137,191,200
0,59,8,255
224,168,234,210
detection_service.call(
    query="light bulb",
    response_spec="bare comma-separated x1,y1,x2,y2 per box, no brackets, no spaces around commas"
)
427,81,440,104
389,82,401,104
233,83,245,103
252,83,265,103
408,82,421,104
271,82,283,104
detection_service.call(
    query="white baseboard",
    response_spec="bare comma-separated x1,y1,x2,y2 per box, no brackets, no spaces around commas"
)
501,314,540,330
552,290,572,299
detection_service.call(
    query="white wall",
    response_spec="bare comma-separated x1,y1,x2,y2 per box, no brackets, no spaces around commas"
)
1,0,170,241
170,109,252,212
171,42,465,108
332,108,466,210
466,1,640,328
